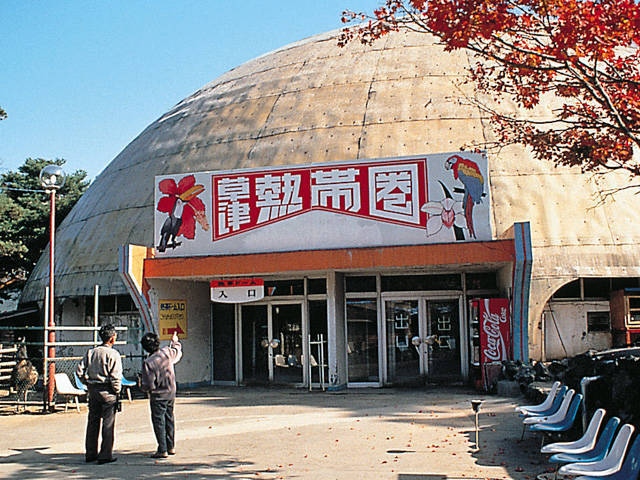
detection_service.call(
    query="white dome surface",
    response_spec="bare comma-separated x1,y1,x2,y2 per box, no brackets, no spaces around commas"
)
23,28,640,332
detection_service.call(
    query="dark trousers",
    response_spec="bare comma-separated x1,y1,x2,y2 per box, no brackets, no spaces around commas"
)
85,387,117,461
150,397,175,454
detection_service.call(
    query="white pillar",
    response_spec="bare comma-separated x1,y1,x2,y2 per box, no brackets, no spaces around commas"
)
326,271,347,391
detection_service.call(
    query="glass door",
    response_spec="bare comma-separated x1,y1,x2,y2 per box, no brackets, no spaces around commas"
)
241,304,269,384
384,298,462,385
385,299,422,386
240,303,303,385
347,299,380,384
271,303,304,385
425,300,461,382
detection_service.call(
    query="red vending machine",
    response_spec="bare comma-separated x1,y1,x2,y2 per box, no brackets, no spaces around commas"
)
469,298,512,391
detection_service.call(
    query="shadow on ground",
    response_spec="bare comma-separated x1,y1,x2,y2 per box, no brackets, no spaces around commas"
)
0,448,282,479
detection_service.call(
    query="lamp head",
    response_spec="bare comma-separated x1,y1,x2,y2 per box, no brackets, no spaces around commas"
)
39,165,66,191
471,399,483,413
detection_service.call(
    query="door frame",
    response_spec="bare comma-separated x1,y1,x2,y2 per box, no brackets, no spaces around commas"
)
238,300,307,386
380,294,466,385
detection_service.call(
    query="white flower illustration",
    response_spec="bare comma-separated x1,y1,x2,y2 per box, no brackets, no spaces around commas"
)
421,198,465,237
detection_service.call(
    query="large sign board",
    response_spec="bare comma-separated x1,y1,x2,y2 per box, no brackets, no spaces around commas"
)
154,152,491,257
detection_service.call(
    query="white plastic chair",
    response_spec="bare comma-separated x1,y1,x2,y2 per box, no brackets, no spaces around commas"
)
517,381,562,415
524,389,575,425
54,372,86,412
574,435,640,480
541,408,606,455
558,423,635,477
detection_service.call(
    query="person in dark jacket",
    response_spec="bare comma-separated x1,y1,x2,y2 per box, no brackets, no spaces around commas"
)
76,324,122,464
140,330,182,459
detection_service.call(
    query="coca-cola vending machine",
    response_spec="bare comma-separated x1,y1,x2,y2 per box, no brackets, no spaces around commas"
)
468,298,512,391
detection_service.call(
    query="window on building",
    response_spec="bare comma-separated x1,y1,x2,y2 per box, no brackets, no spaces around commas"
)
611,278,640,290
116,295,136,312
587,311,610,332
466,272,497,291
552,280,581,299
264,279,304,296
85,295,137,315
583,278,612,299
553,278,640,301
100,296,116,313
346,276,377,293
381,274,461,292
307,278,327,295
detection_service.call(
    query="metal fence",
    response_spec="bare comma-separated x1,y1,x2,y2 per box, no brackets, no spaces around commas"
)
0,323,143,413
0,342,42,411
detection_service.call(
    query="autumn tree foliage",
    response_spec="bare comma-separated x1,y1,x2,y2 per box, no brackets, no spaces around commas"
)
339,0,640,182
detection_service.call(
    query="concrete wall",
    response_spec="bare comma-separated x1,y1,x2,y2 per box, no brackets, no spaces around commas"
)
541,300,611,360
147,279,212,386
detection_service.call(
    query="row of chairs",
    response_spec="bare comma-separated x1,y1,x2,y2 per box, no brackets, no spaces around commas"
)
517,381,583,444
74,372,136,402
516,381,640,480
54,371,137,412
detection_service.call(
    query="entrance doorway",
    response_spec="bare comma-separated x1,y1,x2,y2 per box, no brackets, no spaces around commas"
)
384,298,461,385
241,303,304,385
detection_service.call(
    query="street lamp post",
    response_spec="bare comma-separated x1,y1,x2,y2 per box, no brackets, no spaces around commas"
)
40,165,65,411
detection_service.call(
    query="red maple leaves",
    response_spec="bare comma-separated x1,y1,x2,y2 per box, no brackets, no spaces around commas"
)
340,0,640,179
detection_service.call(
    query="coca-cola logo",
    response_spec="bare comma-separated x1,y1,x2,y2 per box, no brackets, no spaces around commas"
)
482,303,508,362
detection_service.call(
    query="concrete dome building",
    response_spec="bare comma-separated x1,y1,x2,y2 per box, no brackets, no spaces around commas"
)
21,29,640,390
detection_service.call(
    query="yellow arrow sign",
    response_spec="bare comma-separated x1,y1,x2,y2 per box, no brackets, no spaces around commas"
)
158,299,188,340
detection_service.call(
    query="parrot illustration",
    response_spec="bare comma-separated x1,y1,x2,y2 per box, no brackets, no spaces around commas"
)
445,155,484,239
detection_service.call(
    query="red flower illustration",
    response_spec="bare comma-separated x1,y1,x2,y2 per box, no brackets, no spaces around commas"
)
157,175,209,243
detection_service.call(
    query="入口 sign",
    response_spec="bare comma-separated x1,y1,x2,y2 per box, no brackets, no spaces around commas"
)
210,278,264,303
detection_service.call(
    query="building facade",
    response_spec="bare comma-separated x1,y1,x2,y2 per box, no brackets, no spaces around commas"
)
133,153,528,389
21,29,640,389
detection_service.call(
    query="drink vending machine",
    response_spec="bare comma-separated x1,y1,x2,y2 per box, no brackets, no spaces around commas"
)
469,298,512,391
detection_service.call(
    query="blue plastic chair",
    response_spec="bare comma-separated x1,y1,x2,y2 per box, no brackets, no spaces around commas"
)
74,371,88,392
529,393,583,447
76,371,133,401
121,375,136,403
520,385,569,439
575,434,640,480
549,417,621,465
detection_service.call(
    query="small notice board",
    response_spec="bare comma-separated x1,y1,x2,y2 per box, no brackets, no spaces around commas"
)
158,299,187,340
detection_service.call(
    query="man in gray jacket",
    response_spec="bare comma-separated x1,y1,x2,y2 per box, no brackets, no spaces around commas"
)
140,330,182,459
76,324,122,464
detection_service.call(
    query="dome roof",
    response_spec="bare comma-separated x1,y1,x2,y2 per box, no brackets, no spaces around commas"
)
22,28,640,303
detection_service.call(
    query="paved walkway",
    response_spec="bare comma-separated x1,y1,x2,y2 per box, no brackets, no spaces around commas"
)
0,386,554,479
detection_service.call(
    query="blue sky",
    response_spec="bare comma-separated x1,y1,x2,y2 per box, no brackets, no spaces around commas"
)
0,1,376,181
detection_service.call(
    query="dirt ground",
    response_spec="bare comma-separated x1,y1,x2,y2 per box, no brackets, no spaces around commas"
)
0,385,555,479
